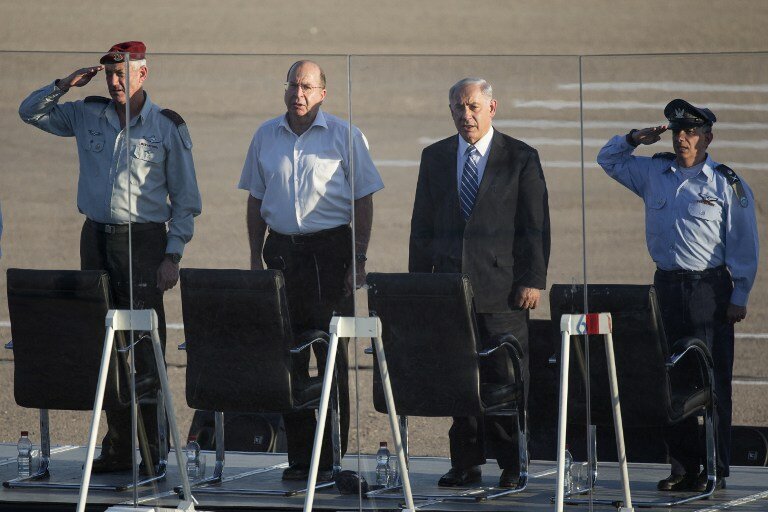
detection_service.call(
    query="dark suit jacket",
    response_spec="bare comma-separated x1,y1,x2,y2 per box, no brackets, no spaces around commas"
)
409,130,550,313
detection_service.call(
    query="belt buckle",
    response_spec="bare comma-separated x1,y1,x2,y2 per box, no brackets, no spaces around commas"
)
104,224,116,234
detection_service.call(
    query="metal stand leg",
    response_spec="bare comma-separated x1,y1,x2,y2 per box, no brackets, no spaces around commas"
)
554,329,572,512
555,313,635,512
304,317,415,512
604,332,633,511
74,309,196,512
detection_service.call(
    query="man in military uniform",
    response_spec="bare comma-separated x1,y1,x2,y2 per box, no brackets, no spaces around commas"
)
597,99,759,492
19,41,202,473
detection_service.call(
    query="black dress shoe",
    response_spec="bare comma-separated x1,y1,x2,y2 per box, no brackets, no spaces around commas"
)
498,468,519,488
695,471,725,492
657,472,698,491
282,464,333,482
438,466,482,487
90,454,133,473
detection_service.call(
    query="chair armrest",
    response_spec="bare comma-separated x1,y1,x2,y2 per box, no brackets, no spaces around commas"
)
4,340,12,350
478,333,523,361
290,329,330,354
178,341,187,351
667,336,713,369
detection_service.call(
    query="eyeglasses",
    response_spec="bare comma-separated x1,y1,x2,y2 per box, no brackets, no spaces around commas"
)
284,81,323,93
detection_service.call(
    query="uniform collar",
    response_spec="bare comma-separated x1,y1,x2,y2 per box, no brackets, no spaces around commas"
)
667,153,716,182
104,90,153,130
280,108,328,135
457,126,494,158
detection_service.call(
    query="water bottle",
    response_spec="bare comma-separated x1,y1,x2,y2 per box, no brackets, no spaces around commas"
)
563,444,573,495
375,441,392,486
185,435,201,481
17,431,32,478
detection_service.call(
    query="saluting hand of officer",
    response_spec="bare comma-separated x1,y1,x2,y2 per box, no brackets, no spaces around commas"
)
56,66,104,93
631,125,668,145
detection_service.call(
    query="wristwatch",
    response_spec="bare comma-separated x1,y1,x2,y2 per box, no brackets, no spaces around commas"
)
355,253,368,263
166,253,182,264
626,129,640,147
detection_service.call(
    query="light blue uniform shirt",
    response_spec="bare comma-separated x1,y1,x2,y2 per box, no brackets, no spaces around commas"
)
19,82,202,256
597,135,759,306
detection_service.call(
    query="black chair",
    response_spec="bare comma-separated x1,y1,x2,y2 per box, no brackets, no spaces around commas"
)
365,272,528,502
549,284,717,507
4,268,167,491
178,268,341,497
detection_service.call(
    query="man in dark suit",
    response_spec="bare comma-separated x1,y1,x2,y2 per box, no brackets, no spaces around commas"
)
409,77,550,488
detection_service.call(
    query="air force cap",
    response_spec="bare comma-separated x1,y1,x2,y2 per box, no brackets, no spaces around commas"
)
664,99,717,131
99,41,146,64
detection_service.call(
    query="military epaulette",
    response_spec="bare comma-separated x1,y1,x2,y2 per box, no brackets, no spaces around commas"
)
715,164,749,208
161,109,193,150
160,109,186,126
84,96,110,104
652,152,676,160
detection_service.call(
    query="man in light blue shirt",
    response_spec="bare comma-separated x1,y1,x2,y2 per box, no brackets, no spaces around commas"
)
598,99,759,493
18,41,202,475
239,60,384,482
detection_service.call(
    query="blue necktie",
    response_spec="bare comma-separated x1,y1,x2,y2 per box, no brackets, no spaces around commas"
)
460,145,480,220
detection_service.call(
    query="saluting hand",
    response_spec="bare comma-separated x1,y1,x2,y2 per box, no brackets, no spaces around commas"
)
631,125,668,145
57,66,104,92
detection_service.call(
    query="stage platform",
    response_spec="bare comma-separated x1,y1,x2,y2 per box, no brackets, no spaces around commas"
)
0,444,766,511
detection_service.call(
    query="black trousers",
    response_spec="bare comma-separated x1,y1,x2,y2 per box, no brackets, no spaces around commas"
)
80,219,168,465
449,310,529,471
654,267,734,477
262,225,352,469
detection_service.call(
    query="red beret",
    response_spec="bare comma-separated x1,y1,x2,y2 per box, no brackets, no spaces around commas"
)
100,41,146,64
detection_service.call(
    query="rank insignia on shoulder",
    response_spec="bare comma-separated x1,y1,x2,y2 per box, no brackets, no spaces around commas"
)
715,164,749,207
161,109,193,149
652,152,676,160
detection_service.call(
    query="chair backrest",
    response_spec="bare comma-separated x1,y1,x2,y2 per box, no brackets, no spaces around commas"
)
180,269,295,413
549,284,672,427
7,268,128,410
366,272,483,417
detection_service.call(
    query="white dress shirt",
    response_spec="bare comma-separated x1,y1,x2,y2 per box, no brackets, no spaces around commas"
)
238,109,384,234
456,126,494,192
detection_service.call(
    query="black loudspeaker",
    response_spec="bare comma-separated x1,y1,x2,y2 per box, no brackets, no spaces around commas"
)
188,410,288,453
731,426,768,467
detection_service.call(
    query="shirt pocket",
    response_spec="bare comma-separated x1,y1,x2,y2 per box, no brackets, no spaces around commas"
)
83,137,105,153
133,143,166,165
687,201,723,222
131,143,166,186
645,195,667,234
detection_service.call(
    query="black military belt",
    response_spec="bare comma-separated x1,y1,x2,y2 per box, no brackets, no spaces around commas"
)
655,265,728,280
87,218,165,235
269,224,349,245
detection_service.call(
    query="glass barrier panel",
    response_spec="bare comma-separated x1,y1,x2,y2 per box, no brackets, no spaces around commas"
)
349,54,585,507
582,52,768,499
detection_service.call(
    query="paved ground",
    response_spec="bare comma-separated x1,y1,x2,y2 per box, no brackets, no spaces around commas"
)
0,1,766,460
